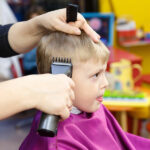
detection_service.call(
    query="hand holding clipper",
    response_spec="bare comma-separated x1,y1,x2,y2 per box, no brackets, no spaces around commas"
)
37,4,78,137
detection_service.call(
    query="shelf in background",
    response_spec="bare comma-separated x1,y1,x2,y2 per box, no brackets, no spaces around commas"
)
120,40,150,47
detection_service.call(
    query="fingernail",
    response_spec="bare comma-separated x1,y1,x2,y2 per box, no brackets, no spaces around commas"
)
97,36,100,41
94,37,100,43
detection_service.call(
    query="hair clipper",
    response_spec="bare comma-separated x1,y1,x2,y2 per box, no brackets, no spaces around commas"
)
38,58,72,137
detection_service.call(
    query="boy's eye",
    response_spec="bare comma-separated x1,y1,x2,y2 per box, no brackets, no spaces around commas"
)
93,73,99,78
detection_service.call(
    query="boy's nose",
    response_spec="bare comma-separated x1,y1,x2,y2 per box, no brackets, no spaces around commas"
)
104,77,109,89
100,74,109,89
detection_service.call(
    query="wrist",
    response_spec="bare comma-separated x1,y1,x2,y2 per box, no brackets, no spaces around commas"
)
10,76,36,111
30,15,49,37
0,78,35,119
18,75,37,110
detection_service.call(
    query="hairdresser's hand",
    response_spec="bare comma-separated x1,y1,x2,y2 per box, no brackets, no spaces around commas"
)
9,8,99,54
30,74,75,120
0,74,75,120
34,8,100,42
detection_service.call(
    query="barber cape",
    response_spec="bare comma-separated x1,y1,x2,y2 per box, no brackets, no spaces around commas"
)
19,104,150,150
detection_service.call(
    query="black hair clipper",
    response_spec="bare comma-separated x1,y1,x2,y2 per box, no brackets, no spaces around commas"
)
37,4,78,138
38,58,72,137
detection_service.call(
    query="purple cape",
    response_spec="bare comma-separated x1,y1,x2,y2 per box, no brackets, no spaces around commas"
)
19,104,150,150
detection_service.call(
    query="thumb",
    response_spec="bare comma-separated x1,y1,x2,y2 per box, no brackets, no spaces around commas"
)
82,23,100,42
55,20,81,35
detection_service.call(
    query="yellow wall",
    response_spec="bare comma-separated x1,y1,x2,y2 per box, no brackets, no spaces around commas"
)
100,0,150,74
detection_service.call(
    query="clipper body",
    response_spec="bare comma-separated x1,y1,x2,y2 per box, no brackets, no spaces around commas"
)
38,58,72,137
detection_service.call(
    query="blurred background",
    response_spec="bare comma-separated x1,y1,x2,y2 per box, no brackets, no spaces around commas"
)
1,0,150,149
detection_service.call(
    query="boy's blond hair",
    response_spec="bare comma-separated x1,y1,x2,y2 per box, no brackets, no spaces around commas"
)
37,31,110,73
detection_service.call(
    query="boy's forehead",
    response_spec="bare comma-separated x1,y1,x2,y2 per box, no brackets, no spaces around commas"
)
73,58,107,74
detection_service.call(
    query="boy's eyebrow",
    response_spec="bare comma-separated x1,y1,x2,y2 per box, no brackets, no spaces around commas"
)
95,68,104,74
88,68,103,76
89,64,107,75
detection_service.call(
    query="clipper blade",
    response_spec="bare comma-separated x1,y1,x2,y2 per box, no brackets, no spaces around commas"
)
52,57,71,63
51,57,72,78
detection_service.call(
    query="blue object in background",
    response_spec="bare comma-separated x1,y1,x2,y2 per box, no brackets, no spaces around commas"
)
145,33,150,40
23,48,37,75
82,13,114,47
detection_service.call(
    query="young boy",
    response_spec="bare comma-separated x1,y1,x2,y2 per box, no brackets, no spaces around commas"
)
20,31,150,150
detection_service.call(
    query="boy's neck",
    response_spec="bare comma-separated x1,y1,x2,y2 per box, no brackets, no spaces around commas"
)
71,106,81,114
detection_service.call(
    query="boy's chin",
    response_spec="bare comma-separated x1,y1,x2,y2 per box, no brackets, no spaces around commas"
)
82,104,101,113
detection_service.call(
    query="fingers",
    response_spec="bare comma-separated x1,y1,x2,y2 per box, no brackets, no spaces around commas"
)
67,77,75,90
60,86,74,120
25,73,75,121
67,89,74,106
60,107,70,120
77,13,100,42
56,74,75,120
57,74,75,90
67,17,100,42
67,99,73,111
38,8,100,43
56,74,75,99
56,19,100,43
55,20,81,35
59,98,73,120
69,88,75,101
53,9,100,42
69,20,84,29
82,23,100,42
65,82,75,113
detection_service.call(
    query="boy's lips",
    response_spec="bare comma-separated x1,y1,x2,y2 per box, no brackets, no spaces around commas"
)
96,96,103,102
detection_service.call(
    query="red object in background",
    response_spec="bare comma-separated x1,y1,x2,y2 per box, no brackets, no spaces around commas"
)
107,47,142,86
141,74,150,84
146,122,150,133
117,29,138,44
11,64,18,78
11,57,24,78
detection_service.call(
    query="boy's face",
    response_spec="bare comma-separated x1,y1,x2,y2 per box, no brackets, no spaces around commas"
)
72,58,108,113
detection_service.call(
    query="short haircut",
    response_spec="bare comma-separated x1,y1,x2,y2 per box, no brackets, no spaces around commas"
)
37,31,110,74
